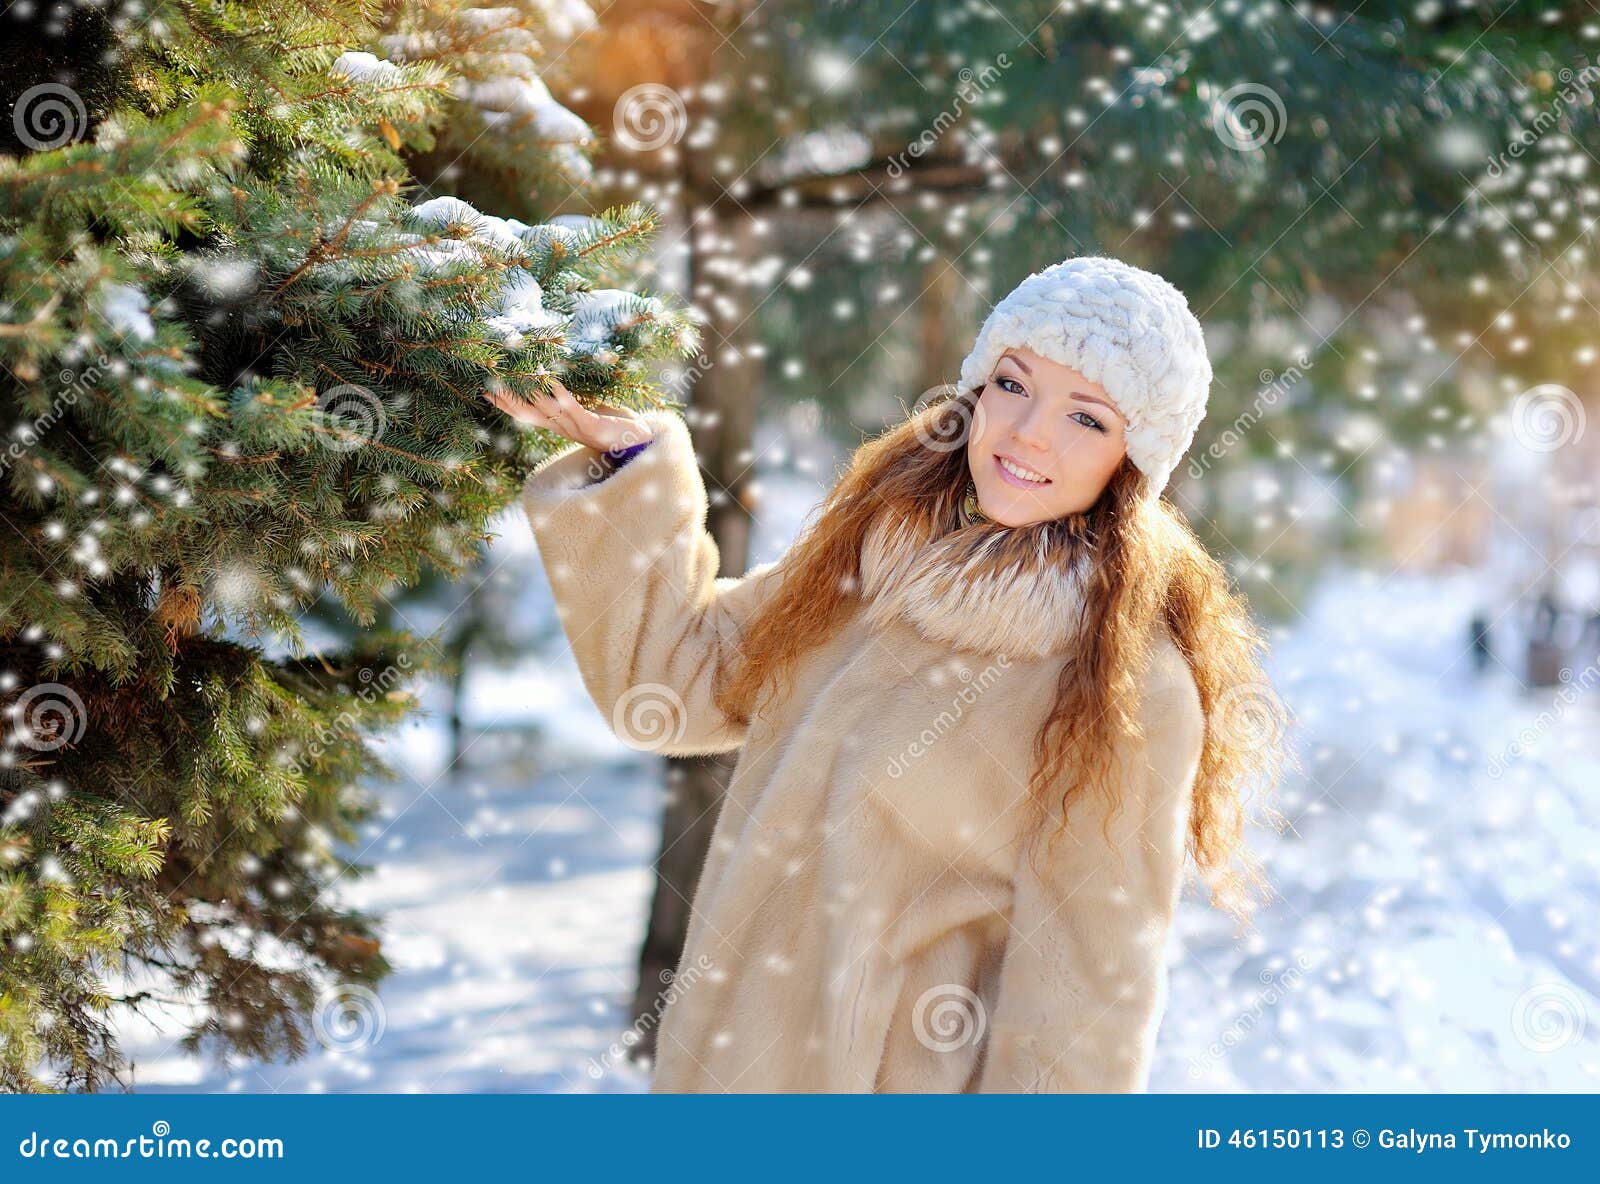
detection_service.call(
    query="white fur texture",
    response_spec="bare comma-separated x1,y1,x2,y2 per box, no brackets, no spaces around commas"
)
859,513,1094,659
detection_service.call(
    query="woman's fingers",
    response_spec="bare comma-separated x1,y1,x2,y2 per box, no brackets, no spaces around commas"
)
538,380,652,450
585,403,655,451
485,378,653,451
535,380,592,442
485,386,554,429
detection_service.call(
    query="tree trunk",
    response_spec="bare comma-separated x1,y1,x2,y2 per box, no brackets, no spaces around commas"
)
445,577,485,773
918,253,971,395
627,208,761,1070
446,653,467,771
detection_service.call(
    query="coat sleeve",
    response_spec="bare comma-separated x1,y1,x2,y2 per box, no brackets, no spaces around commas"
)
975,648,1205,1093
520,408,782,757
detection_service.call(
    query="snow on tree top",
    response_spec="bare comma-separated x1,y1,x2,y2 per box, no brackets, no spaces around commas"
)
452,74,589,143
532,0,599,44
410,196,527,256
548,214,602,235
567,289,664,357
404,196,665,354
409,196,600,257
513,218,586,253
99,282,155,342
330,50,407,86
487,271,565,346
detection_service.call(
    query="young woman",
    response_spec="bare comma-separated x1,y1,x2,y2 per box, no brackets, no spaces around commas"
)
488,255,1285,1093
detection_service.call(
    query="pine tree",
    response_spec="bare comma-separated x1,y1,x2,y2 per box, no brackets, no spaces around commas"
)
0,0,694,1091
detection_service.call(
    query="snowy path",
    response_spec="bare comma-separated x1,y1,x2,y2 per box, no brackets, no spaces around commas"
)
120,711,663,1092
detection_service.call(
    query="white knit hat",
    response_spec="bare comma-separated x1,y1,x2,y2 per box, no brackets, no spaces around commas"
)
957,254,1212,498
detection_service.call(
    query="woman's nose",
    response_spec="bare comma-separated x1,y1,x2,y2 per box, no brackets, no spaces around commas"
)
1012,400,1052,451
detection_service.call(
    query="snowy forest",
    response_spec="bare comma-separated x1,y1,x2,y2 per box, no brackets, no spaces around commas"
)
2,0,1598,1093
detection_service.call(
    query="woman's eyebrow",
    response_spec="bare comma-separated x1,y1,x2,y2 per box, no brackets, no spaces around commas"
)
999,353,1120,417
1072,391,1117,412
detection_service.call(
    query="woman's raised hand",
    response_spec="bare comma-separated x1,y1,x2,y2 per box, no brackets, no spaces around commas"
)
485,378,654,452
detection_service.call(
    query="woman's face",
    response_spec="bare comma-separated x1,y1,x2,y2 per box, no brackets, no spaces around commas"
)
965,347,1130,526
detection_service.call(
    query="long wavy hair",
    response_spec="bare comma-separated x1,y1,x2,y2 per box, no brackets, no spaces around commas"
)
712,386,1288,922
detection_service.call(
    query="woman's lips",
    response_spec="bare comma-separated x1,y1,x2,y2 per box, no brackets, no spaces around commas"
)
993,453,1052,489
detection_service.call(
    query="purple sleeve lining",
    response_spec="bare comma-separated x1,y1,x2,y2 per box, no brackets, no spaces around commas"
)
597,436,653,478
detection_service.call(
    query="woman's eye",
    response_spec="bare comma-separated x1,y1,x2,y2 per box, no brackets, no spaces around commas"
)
1070,409,1106,433
995,376,1025,395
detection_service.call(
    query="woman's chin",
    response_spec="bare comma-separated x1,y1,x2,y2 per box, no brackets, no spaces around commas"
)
975,490,1052,528
994,511,1049,528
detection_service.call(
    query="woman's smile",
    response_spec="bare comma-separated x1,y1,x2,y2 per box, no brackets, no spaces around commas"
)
994,452,1053,488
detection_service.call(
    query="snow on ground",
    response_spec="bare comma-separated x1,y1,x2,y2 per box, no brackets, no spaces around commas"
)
117,445,1600,1092
119,703,664,1093
1151,565,1600,1092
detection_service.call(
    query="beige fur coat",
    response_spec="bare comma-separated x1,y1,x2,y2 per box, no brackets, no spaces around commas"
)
520,409,1205,1093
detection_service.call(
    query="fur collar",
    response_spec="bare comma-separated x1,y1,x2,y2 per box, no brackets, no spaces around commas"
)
857,502,1097,659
